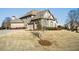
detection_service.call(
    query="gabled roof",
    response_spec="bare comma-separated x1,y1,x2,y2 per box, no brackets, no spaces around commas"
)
20,10,56,21
20,10,41,19
32,10,55,20
26,10,40,16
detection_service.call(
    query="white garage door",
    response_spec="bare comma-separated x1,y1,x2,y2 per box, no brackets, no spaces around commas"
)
11,23,25,28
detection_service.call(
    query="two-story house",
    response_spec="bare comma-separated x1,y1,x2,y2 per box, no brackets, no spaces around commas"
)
20,10,58,30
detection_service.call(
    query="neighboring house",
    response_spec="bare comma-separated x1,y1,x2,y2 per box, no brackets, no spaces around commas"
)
2,16,25,29
20,10,58,30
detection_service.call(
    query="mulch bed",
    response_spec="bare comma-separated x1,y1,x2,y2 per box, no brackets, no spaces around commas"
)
38,40,52,46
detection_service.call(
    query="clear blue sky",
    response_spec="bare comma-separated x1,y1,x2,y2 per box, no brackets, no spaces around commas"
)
0,8,77,27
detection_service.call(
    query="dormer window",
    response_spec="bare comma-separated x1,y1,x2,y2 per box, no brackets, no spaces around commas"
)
11,16,16,20
31,16,34,18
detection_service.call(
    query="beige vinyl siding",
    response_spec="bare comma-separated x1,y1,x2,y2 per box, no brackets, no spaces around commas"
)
44,11,54,19
40,19,57,28
52,21,57,27
33,23,37,30
27,24,33,30
11,23,25,28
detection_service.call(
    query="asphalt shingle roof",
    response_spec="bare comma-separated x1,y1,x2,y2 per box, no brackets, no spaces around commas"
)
10,18,23,23
20,10,41,18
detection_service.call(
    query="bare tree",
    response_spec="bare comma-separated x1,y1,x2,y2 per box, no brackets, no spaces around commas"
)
65,9,79,32
2,17,11,29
